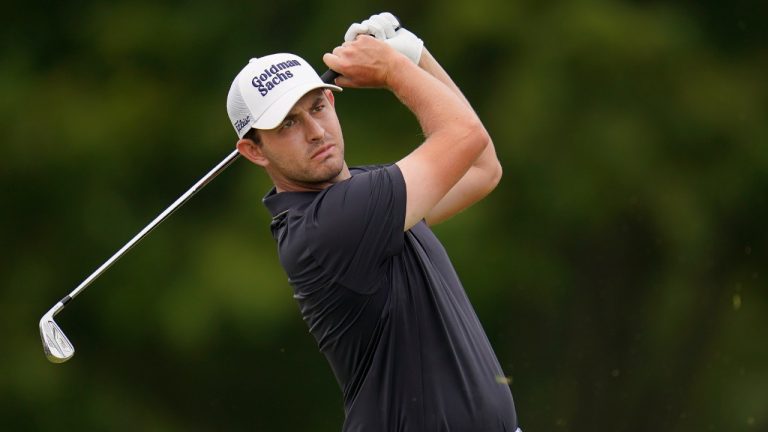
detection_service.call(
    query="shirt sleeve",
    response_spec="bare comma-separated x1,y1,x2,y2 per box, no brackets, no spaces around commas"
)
304,164,406,292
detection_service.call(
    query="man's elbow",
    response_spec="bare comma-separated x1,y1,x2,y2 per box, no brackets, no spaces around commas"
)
480,130,502,191
490,155,502,187
455,119,490,155
485,153,503,195
471,127,502,194
457,121,502,192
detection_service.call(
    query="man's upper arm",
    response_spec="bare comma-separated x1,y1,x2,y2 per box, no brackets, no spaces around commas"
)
396,124,489,231
308,166,406,288
424,163,502,226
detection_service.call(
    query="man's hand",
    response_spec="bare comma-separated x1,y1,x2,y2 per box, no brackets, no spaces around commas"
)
323,36,410,88
344,12,424,65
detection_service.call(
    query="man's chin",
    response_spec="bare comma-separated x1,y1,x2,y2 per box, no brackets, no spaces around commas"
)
295,162,346,188
313,164,345,185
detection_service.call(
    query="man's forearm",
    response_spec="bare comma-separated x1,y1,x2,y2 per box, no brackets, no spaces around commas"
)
413,48,503,226
417,49,473,109
417,48,501,178
386,52,483,143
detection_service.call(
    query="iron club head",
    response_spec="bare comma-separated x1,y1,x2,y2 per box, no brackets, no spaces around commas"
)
39,303,75,363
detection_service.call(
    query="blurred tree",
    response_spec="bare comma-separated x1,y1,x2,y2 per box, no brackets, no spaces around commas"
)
2,0,766,430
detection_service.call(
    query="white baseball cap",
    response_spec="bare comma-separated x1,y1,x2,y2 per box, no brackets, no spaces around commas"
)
227,53,342,138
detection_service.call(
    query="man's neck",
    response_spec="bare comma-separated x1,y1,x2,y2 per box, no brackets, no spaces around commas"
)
273,165,352,193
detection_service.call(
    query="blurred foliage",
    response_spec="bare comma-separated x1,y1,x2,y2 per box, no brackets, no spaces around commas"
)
2,0,767,430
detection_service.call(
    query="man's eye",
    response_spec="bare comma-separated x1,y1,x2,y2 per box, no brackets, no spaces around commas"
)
313,104,325,113
281,119,296,129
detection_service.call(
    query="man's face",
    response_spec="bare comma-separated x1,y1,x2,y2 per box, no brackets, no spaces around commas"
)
252,89,347,191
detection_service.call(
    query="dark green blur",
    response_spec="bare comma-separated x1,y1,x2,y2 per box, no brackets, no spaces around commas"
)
2,0,766,430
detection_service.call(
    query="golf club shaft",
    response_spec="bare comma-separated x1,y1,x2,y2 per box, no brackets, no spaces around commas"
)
54,149,241,314
52,69,340,317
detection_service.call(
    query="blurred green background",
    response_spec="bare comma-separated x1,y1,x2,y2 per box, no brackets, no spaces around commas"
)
2,0,766,430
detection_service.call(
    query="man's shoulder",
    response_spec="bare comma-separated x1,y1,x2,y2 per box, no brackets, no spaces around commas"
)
349,164,393,175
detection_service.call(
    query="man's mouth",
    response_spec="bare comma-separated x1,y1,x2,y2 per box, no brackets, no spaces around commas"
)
311,143,335,160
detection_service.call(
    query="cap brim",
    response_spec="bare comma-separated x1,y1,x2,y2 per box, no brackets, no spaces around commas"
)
253,82,342,130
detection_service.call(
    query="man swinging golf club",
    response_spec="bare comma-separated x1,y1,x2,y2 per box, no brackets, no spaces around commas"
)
227,13,520,431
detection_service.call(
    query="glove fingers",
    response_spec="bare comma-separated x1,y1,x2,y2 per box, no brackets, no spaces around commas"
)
369,15,396,39
361,18,386,40
344,23,369,42
378,12,400,28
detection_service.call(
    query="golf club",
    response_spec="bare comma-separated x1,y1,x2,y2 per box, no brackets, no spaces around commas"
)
40,68,341,363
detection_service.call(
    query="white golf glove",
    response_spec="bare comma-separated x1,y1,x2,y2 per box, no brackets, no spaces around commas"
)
344,12,424,64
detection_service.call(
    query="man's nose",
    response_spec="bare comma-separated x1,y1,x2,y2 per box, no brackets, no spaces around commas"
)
305,115,326,142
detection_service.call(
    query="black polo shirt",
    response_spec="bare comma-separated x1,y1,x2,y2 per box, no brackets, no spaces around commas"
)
263,164,518,431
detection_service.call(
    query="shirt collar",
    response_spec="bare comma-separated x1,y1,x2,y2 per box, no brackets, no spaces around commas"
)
261,166,369,217
262,187,318,217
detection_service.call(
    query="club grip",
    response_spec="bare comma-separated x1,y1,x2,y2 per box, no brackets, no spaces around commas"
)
320,69,340,84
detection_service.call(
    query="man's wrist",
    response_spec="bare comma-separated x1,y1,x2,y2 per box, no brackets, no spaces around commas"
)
385,53,420,91
417,47,429,68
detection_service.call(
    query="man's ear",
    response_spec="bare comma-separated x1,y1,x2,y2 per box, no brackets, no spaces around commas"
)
324,89,335,107
236,138,268,167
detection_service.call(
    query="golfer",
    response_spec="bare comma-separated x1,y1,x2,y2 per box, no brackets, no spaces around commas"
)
227,13,519,432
